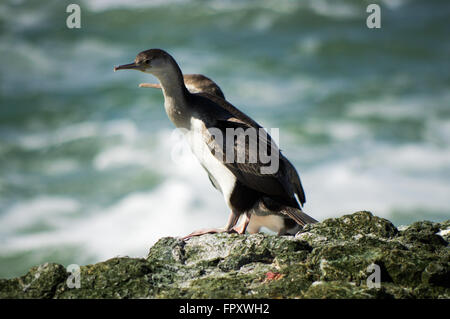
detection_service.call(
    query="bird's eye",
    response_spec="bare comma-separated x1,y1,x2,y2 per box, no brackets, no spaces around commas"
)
144,59,151,65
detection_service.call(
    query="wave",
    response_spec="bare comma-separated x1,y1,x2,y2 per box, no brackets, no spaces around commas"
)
0,179,225,259
83,0,410,15
17,119,139,151
0,196,81,237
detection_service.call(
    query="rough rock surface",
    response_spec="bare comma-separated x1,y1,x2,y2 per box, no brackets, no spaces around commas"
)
1,211,449,298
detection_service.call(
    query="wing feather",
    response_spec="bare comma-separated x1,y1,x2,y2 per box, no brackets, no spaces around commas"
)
191,93,306,208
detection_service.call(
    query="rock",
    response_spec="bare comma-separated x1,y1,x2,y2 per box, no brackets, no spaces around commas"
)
0,211,448,299
0,263,66,299
54,258,153,298
438,220,450,242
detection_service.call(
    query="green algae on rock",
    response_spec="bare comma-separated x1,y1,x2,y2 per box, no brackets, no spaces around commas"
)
0,211,449,299
0,263,66,299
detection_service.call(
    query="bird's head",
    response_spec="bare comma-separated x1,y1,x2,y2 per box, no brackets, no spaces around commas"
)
114,48,173,75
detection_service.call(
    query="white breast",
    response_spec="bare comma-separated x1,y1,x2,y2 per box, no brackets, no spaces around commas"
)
186,118,237,206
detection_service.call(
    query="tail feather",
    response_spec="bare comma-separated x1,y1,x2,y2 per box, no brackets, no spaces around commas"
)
282,206,318,226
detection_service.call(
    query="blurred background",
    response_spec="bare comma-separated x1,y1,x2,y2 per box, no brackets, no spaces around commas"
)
0,0,449,278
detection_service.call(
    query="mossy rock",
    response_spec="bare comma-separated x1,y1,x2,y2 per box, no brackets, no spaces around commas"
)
54,257,153,298
296,211,398,246
1,211,448,299
0,263,66,299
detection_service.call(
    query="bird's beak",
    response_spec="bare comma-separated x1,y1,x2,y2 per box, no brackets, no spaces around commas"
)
114,62,139,72
139,83,162,89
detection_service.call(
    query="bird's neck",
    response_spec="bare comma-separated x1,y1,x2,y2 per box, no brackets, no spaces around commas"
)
153,62,191,128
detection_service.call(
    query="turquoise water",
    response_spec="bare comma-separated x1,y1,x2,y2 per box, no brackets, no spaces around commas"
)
0,0,449,278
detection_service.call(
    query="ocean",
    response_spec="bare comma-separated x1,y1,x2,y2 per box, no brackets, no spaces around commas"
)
0,0,449,278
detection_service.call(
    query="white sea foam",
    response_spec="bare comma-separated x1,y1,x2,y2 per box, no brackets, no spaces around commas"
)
18,119,139,151
1,37,125,94
1,130,227,259
347,96,429,120
374,144,450,172
304,119,370,142
232,76,316,111
308,0,359,19
93,145,153,170
300,143,450,220
84,0,189,12
102,120,139,142
0,197,81,235
0,179,225,260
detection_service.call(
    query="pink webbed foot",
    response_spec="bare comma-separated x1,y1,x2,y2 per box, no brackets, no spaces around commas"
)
182,211,249,240
182,227,237,240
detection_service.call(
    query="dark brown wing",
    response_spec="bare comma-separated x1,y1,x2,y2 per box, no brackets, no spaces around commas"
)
196,93,261,128
281,156,306,206
205,118,298,208
191,93,306,208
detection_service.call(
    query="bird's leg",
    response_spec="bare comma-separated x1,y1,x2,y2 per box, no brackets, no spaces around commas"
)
232,212,251,235
182,211,241,240
139,83,161,89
